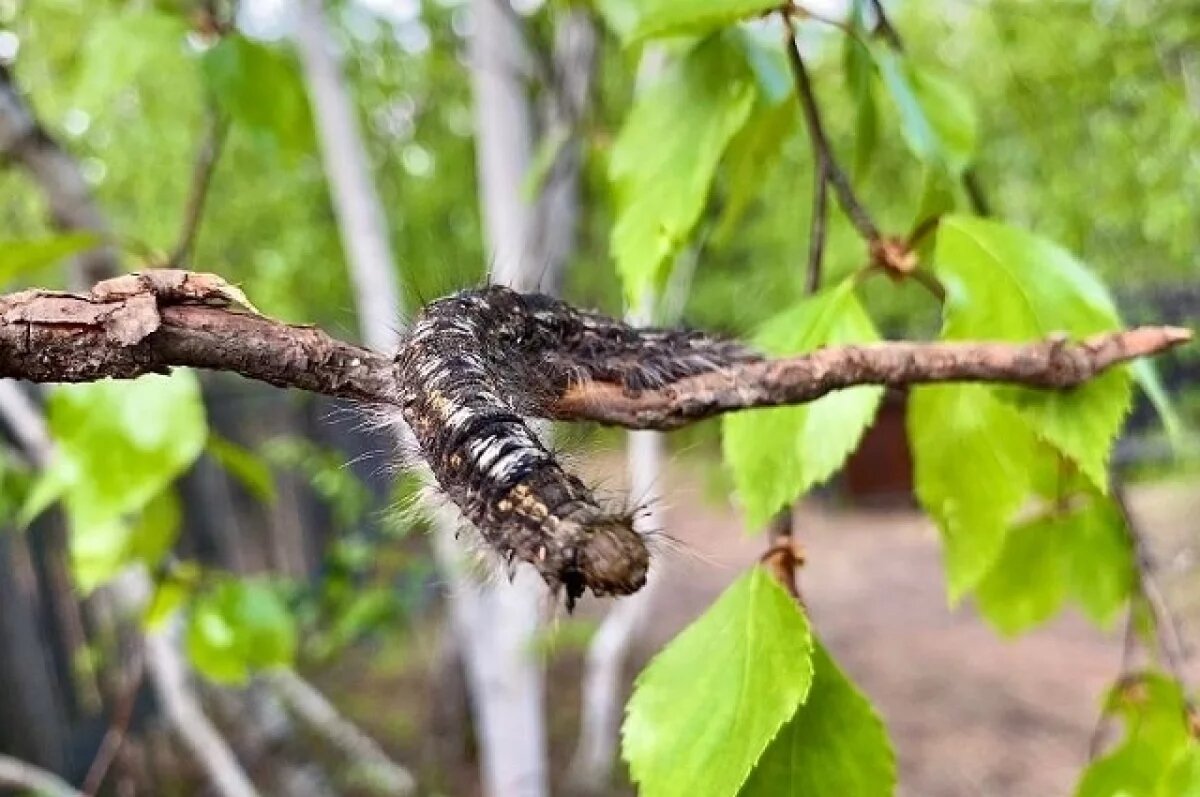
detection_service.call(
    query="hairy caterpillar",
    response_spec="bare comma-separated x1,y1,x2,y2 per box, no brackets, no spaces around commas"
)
394,286,761,608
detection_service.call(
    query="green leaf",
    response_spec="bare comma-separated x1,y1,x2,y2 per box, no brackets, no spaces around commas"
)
876,50,977,176
610,36,757,306
623,0,782,43
975,514,1070,635
1077,673,1194,797
143,564,200,629
740,638,895,796
976,491,1134,635
69,488,182,593
202,35,316,158
934,216,1133,491
623,567,814,797
34,372,207,529
843,19,879,177
723,281,884,529
0,234,101,287
186,577,297,685
908,384,1039,600
1063,494,1135,626
712,97,795,247
26,372,206,592
207,434,277,504
1131,359,1186,451
1161,745,1200,797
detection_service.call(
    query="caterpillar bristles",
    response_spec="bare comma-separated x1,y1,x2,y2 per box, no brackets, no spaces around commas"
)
386,285,758,606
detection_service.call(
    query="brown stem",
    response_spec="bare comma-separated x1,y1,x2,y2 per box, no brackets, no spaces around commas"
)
962,168,992,216
781,14,881,243
555,327,1190,429
763,511,803,601
1114,483,1191,684
82,648,145,797
805,158,829,292
1087,602,1140,761
168,109,228,268
0,271,1189,432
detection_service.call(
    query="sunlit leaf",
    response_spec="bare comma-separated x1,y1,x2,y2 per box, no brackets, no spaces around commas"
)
622,0,782,43
876,50,977,176
186,577,297,685
610,36,757,306
0,233,101,287
934,216,1133,491
623,567,813,797
33,372,207,529
740,638,895,796
203,34,316,158
909,384,1039,600
723,280,883,529
1077,673,1195,797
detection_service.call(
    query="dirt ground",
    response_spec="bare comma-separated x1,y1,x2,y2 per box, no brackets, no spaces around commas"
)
325,461,1200,797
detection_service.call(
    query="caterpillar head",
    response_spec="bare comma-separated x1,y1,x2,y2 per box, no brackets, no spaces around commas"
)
556,514,649,611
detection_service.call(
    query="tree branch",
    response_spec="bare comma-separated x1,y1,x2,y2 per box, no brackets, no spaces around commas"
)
0,754,84,797
552,327,1191,429
265,670,416,796
0,270,1188,432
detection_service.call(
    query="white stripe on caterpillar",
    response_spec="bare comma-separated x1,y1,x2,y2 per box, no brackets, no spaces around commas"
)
393,285,761,608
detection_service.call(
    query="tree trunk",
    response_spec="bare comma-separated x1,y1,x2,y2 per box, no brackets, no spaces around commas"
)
293,0,404,351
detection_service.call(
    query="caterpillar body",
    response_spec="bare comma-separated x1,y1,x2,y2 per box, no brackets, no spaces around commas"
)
395,286,760,608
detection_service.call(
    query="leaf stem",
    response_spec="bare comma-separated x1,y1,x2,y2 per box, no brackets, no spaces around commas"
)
781,12,882,244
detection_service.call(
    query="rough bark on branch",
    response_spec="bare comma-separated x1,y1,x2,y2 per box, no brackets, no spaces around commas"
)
0,270,1187,431
551,326,1192,429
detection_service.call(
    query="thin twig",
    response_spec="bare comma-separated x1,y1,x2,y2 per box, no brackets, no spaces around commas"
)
1113,482,1190,684
82,647,146,796
168,108,228,268
781,14,881,243
962,168,992,216
1087,601,1140,761
804,152,829,292
858,2,995,219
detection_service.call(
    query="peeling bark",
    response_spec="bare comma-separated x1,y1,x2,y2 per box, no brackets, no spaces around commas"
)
0,271,1186,429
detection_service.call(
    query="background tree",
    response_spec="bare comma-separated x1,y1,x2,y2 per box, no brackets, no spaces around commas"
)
0,0,1195,795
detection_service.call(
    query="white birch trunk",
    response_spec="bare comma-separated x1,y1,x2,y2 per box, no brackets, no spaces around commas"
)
453,2,555,794
293,0,403,351
294,2,550,794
